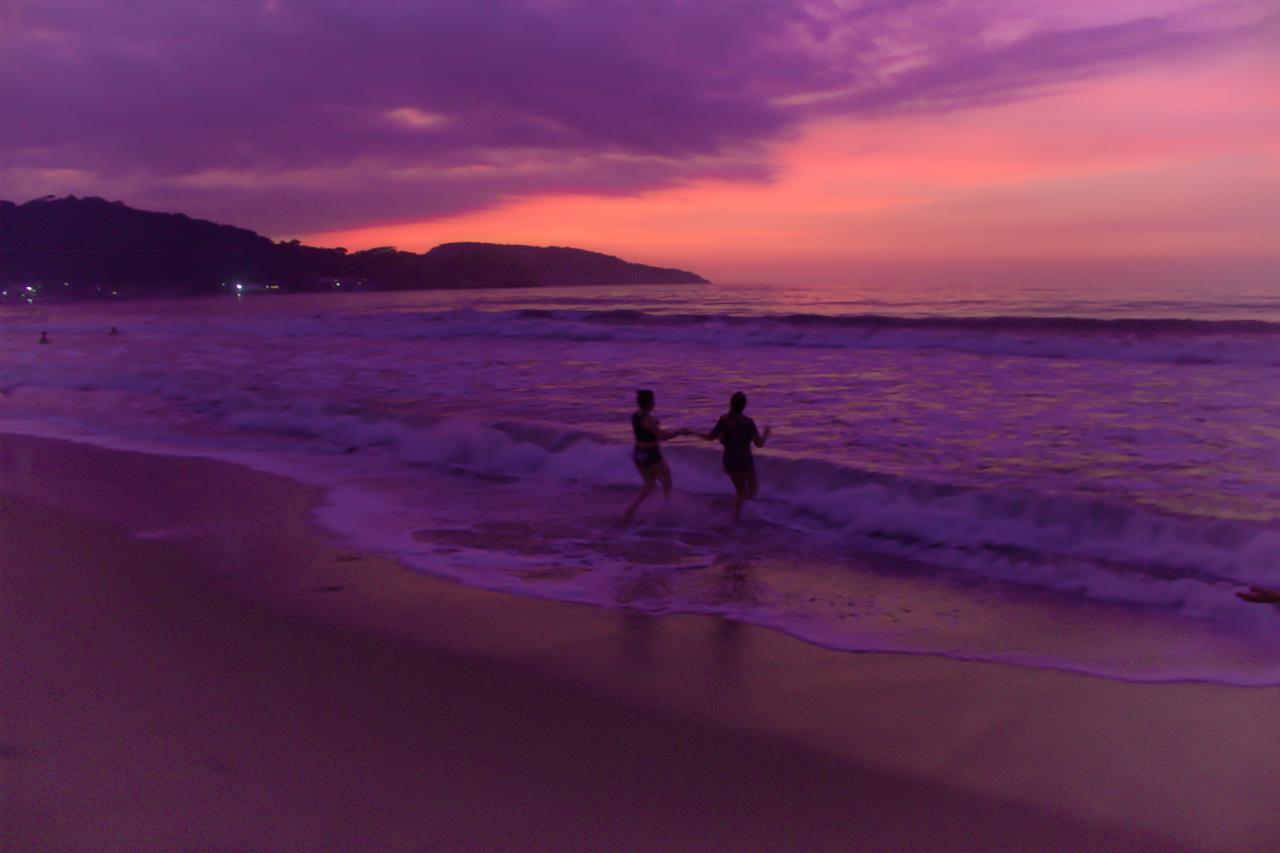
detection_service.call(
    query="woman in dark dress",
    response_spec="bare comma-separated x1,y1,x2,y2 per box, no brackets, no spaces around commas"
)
623,389,690,523
702,391,771,521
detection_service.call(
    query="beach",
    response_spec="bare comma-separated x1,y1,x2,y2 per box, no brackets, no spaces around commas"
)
8,0,1280,845
5,431,1280,849
3,287,1279,684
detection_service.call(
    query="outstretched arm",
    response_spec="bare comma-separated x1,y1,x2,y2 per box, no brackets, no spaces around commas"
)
698,418,724,442
645,416,689,441
753,425,772,448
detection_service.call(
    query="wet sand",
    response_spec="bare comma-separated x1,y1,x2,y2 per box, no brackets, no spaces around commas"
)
3,432,1279,850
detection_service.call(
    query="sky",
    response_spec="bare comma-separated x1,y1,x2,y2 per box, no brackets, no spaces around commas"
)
3,0,1277,285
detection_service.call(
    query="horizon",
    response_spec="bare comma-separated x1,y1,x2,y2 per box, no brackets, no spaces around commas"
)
3,1,1277,288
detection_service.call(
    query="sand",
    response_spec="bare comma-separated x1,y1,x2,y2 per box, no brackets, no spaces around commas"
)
3,432,1279,850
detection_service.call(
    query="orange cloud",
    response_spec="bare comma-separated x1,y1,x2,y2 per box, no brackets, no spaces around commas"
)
299,51,1279,284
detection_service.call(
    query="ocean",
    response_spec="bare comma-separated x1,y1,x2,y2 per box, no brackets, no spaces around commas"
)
4,280,1279,682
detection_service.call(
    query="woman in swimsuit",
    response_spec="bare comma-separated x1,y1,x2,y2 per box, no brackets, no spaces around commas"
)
623,389,690,522
701,391,771,521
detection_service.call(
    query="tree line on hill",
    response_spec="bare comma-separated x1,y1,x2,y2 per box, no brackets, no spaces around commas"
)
0,196,706,300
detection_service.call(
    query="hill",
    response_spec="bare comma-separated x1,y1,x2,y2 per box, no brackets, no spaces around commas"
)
0,196,707,299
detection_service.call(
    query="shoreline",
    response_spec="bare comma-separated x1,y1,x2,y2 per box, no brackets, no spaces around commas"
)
5,432,1280,848
6,418,1274,688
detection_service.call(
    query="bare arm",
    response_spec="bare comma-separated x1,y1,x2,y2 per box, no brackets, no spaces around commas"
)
699,417,724,442
753,425,772,448
644,416,688,441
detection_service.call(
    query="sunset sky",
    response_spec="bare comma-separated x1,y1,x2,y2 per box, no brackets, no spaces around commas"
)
3,0,1277,285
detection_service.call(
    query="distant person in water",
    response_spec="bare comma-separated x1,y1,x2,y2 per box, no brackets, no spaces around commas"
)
623,389,690,523
38,331,49,345
701,391,771,522
109,326,120,336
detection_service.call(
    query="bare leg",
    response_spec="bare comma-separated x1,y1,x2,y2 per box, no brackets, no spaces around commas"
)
623,465,659,523
727,470,750,522
656,462,673,499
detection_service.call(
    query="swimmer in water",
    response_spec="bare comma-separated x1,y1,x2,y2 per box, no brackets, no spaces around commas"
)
623,389,691,523
38,331,50,345
109,326,120,336
700,391,771,522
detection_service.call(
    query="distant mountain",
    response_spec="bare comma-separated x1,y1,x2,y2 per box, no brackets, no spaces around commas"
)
0,196,707,299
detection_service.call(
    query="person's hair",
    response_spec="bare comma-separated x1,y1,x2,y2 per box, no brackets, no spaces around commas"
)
636,389,655,409
729,391,747,414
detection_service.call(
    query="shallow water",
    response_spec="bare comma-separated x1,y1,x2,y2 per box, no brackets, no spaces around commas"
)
4,281,1279,682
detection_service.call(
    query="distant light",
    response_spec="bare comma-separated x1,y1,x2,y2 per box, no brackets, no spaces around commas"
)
25,285,34,292
235,283,243,291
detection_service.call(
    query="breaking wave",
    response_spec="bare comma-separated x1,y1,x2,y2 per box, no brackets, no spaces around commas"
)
132,307,1280,366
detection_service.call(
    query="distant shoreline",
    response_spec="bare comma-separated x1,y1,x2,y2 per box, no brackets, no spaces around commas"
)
0,276,709,306
1,196,708,301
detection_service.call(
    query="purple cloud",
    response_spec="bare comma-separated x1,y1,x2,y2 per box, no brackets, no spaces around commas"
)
1,0,1267,233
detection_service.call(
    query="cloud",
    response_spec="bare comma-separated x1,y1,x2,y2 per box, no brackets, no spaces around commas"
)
384,107,450,129
1,0,1269,233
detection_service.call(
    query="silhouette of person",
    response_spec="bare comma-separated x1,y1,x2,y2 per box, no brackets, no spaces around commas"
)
700,391,771,521
623,389,690,523
38,331,50,345
109,326,120,336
